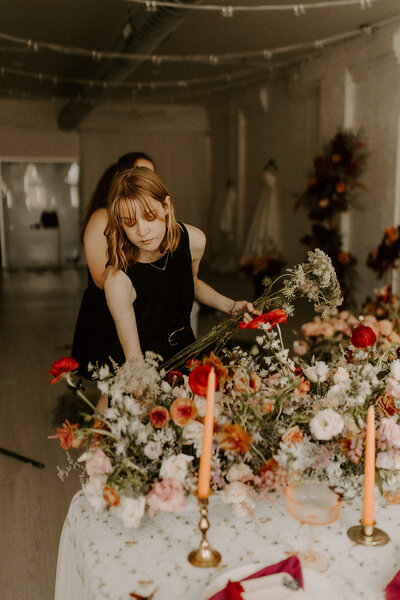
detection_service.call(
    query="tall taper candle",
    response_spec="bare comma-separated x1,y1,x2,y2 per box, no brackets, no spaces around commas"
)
362,405,375,527
198,368,216,499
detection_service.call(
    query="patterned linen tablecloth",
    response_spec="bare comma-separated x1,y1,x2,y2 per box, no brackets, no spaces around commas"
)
55,490,400,600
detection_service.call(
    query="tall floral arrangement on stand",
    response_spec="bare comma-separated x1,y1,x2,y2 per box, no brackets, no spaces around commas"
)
295,130,368,306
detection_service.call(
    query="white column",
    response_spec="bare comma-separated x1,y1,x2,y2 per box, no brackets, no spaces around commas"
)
341,69,356,253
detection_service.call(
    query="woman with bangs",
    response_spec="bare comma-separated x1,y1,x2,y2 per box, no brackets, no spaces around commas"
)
103,167,256,394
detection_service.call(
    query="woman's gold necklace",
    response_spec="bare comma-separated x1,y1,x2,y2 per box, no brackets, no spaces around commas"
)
146,251,170,271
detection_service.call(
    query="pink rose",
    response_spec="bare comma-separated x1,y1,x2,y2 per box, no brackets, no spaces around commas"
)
379,418,400,450
85,449,113,476
387,377,400,400
377,319,393,337
146,478,187,516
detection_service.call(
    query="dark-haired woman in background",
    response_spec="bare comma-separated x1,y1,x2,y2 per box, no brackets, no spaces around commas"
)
71,153,155,390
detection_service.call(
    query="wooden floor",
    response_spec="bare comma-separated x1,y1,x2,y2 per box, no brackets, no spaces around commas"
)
0,264,311,599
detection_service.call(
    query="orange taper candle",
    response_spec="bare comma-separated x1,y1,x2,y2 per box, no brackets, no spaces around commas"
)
198,368,216,499
362,405,375,527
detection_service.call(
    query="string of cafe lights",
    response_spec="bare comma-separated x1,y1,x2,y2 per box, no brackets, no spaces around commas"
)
1,12,399,67
125,0,390,16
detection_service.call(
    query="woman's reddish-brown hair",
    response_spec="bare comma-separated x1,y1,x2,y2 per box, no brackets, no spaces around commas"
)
106,167,181,270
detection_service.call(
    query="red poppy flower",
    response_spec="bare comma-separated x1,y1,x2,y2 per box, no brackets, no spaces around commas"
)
167,370,184,386
49,357,79,384
188,365,218,397
239,308,288,330
350,325,376,348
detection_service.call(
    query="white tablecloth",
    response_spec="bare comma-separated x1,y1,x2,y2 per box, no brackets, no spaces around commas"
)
55,490,400,600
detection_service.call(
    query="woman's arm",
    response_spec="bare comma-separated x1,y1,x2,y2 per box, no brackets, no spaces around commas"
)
104,267,142,360
83,208,108,289
185,223,256,316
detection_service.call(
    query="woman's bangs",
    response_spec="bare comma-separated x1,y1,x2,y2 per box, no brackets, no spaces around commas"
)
115,196,137,227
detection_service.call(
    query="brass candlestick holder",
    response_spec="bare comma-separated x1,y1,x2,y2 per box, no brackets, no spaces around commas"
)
347,521,389,546
188,497,222,568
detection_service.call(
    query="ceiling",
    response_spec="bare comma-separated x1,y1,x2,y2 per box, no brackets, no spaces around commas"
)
1,0,400,128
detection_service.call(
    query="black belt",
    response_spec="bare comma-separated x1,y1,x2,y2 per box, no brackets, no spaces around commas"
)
141,323,192,349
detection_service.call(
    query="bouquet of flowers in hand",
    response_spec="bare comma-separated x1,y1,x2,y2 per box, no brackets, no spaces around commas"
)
49,250,350,528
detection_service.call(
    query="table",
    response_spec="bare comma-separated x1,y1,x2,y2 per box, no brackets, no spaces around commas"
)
55,490,400,600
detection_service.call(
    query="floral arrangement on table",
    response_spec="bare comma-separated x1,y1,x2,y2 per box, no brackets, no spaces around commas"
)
293,284,400,363
366,226,400,279
295,129,368,305
49,250,400,529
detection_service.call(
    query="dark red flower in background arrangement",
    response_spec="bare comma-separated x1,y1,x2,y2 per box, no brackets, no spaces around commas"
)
350,325,376,348
167,370,184,386
239,308,288,330
188,365,218,397
49,357,79,384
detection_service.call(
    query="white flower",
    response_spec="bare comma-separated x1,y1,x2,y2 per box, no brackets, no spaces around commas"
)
310,409,344,440
183,420,204,444
387,377,400,400
144,441,162,460
123,396,142,416
97,381,110,395
333,367,350,387
82,475,107,513
221,481,249,504
114,495,146,529
293,341,308,356
159,454,193,483
227,463,254,483
326,384,346,408
390,360,400,381
98,364,110,379
304,361,329,383
376,451,400,470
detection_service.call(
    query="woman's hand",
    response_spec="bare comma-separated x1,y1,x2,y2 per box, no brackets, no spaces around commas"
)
229,300,261,324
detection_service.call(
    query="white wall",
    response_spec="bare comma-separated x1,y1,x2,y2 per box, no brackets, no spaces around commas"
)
206,22,400,303
0,99,210,265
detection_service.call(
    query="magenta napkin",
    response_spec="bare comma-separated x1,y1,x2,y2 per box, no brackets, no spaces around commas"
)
385,570,400,600
207,556,303,600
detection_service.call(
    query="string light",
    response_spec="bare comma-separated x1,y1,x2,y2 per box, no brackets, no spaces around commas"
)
130,0,388,13
1,13,398,67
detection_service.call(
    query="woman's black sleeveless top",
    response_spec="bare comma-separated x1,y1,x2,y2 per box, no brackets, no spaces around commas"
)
109,222,195,364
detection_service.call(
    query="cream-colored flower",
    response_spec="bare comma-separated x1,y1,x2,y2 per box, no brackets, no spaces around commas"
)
310,409,344,440
159,454,193,483
113,495,146,529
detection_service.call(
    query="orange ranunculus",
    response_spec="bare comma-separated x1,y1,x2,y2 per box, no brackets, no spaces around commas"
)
239,308,288,331
259,457,279,476
331,153,341,164
385,227,399,243
262,401,275,414
103,485,120,507
249,371,261,392
202,352,229,384
338,252,350,265
350,325,376,348
169,397,197,426
294,378,310,398
335,181,346,194
48,419,81,450
188,365,218,397
49,357,79,384
282,425,304,447
216,423,252,455
149,406,170,429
